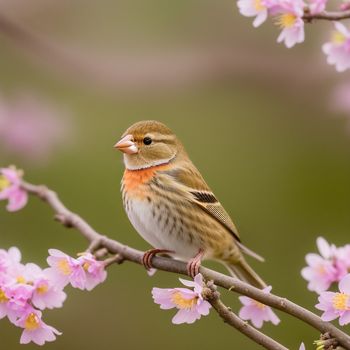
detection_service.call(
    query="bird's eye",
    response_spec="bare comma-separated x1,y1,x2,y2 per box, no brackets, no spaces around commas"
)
143,137,152,145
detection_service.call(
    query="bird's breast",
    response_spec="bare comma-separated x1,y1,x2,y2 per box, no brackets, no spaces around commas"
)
122,163,172,197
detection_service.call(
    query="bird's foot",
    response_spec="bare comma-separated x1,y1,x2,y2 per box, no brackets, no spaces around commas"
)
142,249,174,270
187,249,205,278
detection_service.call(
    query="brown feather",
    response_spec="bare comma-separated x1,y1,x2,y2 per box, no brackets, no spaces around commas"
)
162,161,241,242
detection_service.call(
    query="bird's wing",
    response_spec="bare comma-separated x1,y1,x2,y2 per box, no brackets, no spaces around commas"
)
162,163,241,242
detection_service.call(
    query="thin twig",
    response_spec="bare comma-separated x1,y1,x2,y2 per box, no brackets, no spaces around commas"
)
203,283,288,350
21,181,350,350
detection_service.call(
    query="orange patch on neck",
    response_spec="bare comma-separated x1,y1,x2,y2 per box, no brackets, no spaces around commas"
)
123,163,171,191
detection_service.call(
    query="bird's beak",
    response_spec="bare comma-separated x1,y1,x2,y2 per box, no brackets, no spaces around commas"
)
114,134,138,154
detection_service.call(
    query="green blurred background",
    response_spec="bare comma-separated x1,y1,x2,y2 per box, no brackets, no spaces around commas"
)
1,0,350,348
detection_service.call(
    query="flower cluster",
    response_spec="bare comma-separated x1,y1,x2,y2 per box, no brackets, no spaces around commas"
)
301,237,350,293
237,0,350,72
302,237,350,326
0,247,106,345
152,274,280,329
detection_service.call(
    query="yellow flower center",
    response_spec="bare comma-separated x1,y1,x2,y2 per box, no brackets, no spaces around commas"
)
0,289,8,303
332,293,349,311
253,300,266,310
16,276,26,284
254,0,265,11
317,265,326,275
275,13,297,29
83,262,90,271
25,313,40,331
58,259,72,275
332,31,346,45
171,291,198,310
36,283,49,295
0,175,11,191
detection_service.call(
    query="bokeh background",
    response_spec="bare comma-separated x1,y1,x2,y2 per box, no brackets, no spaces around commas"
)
1,1,350,349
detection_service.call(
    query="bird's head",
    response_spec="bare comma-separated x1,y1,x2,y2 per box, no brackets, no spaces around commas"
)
115,120,182,170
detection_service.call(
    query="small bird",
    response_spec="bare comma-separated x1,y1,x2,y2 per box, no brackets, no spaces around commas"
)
115,120,266,288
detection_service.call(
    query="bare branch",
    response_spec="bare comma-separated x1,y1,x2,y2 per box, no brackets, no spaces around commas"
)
203,283,288,350
21,181,350,350
303,10,350,22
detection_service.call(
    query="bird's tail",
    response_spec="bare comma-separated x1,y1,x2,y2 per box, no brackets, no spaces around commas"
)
226,259,266,289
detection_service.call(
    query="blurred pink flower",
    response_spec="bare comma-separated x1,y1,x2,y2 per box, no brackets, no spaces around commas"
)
238,286,280,328
15,307,61,346
308,0,327,14
237,0,269,27
273,0,305,48
152,274,211,324
0,93,70,163
340,1,350,11
0,166,28,212
299,343,306,350
0,246,21,277
316,274,350,326
301,237,349,293
0,285,12,320
323,22,350,72
330,82,350,114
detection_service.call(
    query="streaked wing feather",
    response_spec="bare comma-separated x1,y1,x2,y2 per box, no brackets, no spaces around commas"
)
163,164,240,241
195,201,240,242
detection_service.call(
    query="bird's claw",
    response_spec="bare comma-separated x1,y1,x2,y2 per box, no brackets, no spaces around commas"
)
186,249,204,278
142,249,174,270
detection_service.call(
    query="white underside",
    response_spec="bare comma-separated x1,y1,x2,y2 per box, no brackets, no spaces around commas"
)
126,198,201,260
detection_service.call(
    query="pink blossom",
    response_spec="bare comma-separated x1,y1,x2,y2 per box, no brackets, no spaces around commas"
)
46,249,86,289
0,246,67,344
316,274,350,326
308,0,327,14
19,264,67,310
0,93,70,163
15,307,61,346
0,246,21,277
0,285,12,320
77,253,107,291
152,274,211,324
301,237,348,293
0,166,28,212
237,0,269,27
273,0,305,48
323,22,350,72
6,284,35,322
238,286,280,328
340,1,350,11
299,343,305,350
329,82,350,115
2,261,67,314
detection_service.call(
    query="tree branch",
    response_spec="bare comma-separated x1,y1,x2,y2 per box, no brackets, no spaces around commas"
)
303,10,350,22
203,283,288,350
20,181,350,350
